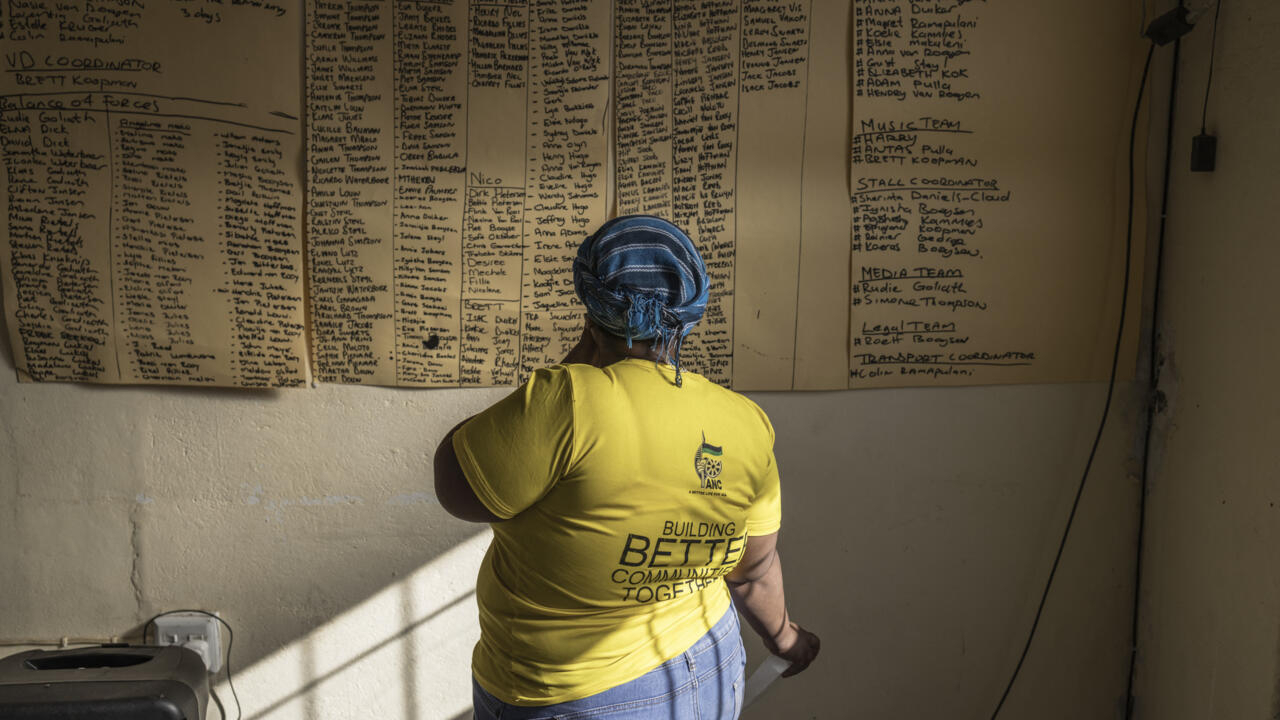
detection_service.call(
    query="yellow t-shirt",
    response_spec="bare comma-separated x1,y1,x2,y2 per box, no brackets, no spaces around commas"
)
452,358,782,706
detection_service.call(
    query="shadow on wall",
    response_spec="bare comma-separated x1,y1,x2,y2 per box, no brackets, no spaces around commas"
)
0,246,512,718
218,531,491,720
119,432,498,720
0,335,506,719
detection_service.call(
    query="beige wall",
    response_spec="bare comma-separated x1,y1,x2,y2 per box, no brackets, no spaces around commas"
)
0,329,1146,720
0,2,1163,718
0,352,1146,720
1134,2,1280,718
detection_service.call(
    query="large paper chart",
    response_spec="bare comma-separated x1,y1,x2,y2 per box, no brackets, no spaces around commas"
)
847,0,1147,388
614,0,849,390
306,0,612,386
2,0,1148,392
0,0,308,386
307,0,852,389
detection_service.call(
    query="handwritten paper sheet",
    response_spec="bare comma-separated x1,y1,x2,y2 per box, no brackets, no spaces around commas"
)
0,0,308,386
2,0,1148,393
307,0,611,386
614,0,850,390
309,0,850,389
847,0,1147,388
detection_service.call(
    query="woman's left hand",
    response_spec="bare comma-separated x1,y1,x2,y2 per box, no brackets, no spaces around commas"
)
769,621,821,677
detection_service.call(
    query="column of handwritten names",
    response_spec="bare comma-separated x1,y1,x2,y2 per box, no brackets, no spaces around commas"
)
615,0,740,386
458,1,526,386
215,131,305,385
306,0,612,387
518,0,609,375
1,106,114,381
307,0,395,384
850,0,1035,387
112,118,210,383
393,0,467,384
673,0,737,385
615,1,673,216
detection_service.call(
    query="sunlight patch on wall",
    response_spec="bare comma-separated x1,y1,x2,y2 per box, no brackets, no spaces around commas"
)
226,530,491,720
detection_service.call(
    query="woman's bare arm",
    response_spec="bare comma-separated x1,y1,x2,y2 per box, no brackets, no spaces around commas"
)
725,532,820,677
433,419,504,523
434,326,595,524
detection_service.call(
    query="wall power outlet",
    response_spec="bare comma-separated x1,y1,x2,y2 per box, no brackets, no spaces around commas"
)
153,612,222,674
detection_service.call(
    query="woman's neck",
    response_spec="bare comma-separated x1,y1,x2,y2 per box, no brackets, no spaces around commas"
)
592,331,666,366
597,344,665,366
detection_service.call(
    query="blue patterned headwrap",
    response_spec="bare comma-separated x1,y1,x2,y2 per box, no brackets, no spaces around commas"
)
573,215,710,386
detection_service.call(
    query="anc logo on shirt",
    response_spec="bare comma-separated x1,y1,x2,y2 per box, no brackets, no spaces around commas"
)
694,432,724,490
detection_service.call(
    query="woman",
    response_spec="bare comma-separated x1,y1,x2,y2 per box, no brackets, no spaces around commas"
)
434,215,819,719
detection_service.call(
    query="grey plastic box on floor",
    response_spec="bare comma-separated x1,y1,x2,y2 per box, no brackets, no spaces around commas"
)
0,645,208,719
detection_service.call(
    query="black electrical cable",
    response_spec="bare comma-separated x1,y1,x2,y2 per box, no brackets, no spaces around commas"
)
1124,6,1185,717
987,42,1156,720
1199,0,1223,132
143,609,242,720
211,686,229,720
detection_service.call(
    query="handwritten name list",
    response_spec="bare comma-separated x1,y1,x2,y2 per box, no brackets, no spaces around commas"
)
307,0,609,386
1,0,307,386
2,0,1140,392
849,0,1147,388
614,0,818,388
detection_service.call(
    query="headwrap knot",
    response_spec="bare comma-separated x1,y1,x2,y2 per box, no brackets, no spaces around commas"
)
572,215,710,386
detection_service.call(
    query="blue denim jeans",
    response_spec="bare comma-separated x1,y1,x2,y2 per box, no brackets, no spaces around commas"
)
473,607,746,720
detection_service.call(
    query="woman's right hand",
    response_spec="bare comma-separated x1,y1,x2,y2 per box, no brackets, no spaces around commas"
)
768,621,821,677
